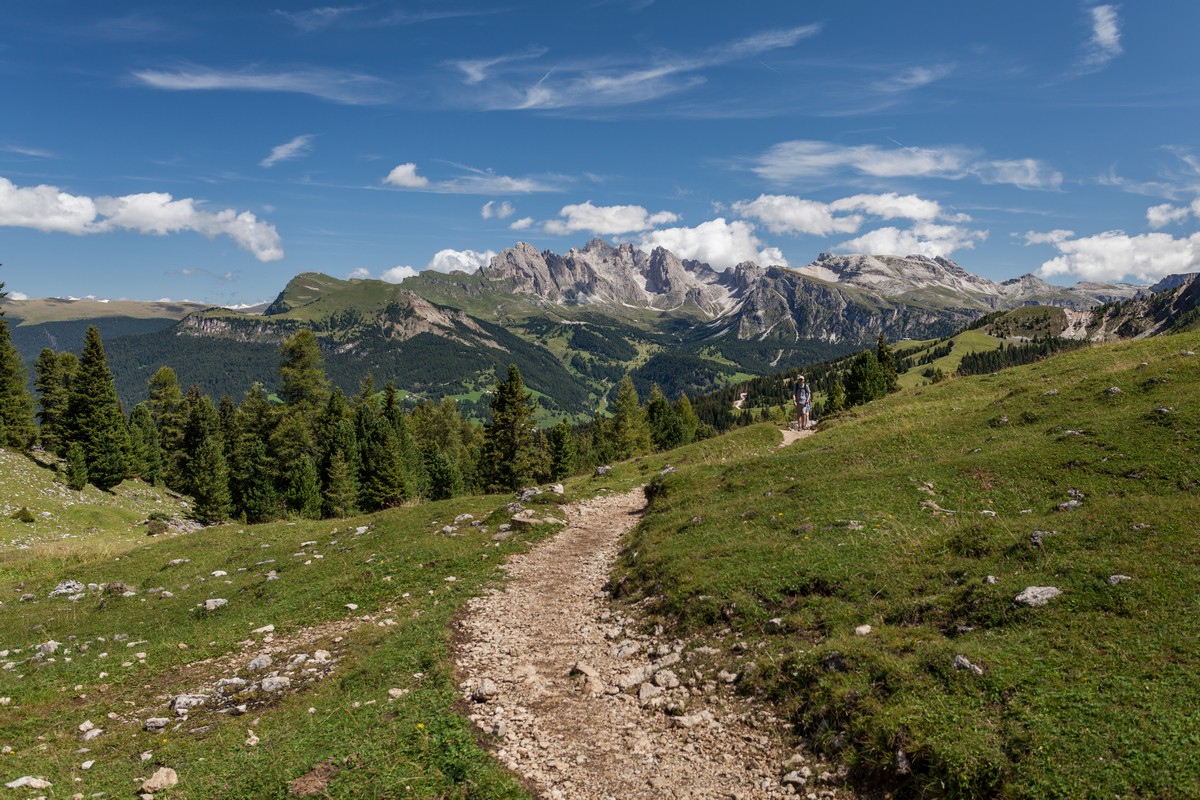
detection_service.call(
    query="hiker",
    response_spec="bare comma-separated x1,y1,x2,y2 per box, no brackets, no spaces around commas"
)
793,375,812,430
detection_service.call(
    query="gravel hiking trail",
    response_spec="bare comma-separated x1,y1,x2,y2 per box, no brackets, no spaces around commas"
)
455,431,845,800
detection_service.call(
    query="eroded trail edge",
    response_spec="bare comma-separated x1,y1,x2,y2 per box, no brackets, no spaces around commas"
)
455,487,841,800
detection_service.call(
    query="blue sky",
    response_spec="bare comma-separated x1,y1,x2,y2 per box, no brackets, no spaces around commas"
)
2,1,1199,305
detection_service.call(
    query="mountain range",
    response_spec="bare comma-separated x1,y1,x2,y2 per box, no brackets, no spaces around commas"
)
2,240,1185,417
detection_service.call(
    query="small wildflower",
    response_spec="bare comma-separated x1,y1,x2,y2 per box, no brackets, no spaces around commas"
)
417,723,424,729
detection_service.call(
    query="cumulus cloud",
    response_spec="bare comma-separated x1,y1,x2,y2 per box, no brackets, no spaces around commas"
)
732,192,958,237
1038,230,1200,283
1022,229,1076,246
426,248,496,274
0,177,283,261
260,134,314,167
1146,201,1200,229
384,163,429,188
346,267,371,279
544,201,679,236
1081,5,1123,72
752,140,1062,191
509,216,535,230
638,218,785,269
380,265,418,283
7,291,28,301
481,200,516,219
839,222,987,258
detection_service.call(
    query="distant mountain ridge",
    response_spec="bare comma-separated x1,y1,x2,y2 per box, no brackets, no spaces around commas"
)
2,240,1174,418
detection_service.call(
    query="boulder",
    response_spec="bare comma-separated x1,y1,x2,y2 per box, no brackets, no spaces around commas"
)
141,767,178,793
1014,586,1062,607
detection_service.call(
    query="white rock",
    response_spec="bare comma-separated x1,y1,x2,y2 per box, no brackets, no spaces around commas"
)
471,678,498,702
144,717,170,732
246,655,273,671
261,676,291,693
81,760,95,770
170,693,208,713
252,624,275,634
141,766,178,793
854,624,872,636
203,598,228,611
1014,586,1062,607
345,603,358,611
1108,574,1133,585
78,720,95,733
312,649,332,663
245,730,260,746
82,728,103,740
5,777,52,789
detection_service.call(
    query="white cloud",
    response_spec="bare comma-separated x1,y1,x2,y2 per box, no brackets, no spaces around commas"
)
451,47,548,85
1146,202,1196,229
972,159,1063,191
7,291,28,301
1038,230,1200,283
133,66,390,105
260,134,314,168
732,195,861,236
839,222,987,258
384,163,429,188
871,64,955,93
509,216,535,230
347,267,371,279
638,218,785,269
426,248,496,274
1081,5,1123,71
732,192,956,237
381,163,560,194
380,265,418,283
0,177,283,261
481,200,516,219
544,201,679,235
489,25,819,111
275,5,366,32
1022,229,1076,246
753,140,1061,191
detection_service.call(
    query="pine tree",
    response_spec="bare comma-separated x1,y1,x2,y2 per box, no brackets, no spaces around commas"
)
230,438,278,523
191,434,231,524
844,350,889,408
675,394,700,444
825,379,847,414
0,320,35,450
66,326,128,489
547,420,576,480
356,401,407,510
181,387,220,496
323,449,357,518
279,328,329,412
146,366,187,487
130,404,164,485
34,349,76,456
610,375,651,460
65,441,88,490
282,456,322,519
423,445,464,501
876,334,900,393
481,365,539,491
646,383,686,451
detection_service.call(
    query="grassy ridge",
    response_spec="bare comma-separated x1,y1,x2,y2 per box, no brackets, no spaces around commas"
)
614,333,1200,798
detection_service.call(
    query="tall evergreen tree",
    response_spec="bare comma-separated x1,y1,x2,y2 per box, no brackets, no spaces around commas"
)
675,393,700,445
355,401,407,510
844,349,889,408
481,365,539,491
547,419,576,480
129,403,164,485
610,375,651,460
34,349,76,455
876,334,900,394
825,379,847,414
66,327,128,489
0,319,35,450
146,366,187,487
181,387,222,495
191,434,231,524
65,441,88,490
646,383,686,451
279,328,329,412
282,456,322,519
323,449,357,518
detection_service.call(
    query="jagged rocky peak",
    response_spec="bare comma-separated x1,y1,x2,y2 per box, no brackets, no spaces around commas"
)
798,252,997,298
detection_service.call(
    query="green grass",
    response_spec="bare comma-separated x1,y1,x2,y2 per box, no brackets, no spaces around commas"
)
612,332,1200,798
0,460,576,797
897,329,1004,390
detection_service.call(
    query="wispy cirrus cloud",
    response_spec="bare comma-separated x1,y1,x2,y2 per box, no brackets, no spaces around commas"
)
260,134,315,168
870,64,955,93
133,65,392,105
450,47,548,85
2,144,56,159
274,5,367,32
466,24,820,111
277,5,500,32
751,140,1062,191
1079,5,1123,73
0,176,283,261
381,162,564,194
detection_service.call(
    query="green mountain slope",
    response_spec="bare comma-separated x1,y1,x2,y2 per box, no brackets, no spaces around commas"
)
613,332,1200,797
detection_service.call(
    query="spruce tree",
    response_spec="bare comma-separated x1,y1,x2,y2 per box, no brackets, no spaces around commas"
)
481,365,539,491
279,328,329,412
146,367,187,487
130,404,164,485
610,375,651,460
282,456,322,519
34,349,75,456
181,387,220,496
876,334,900,393
844,350,889,408
65,441,88,490
191,434,231,524
355,401,407,510
646,383,685,451
0,319,35,450
323,449,357,518
423,445,464,501
547,420,576,480
675,394,700,444
230,437,278,523
66,326,128,488
825,379,847,414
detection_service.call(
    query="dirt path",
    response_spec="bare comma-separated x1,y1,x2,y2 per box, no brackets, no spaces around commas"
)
778,427,815,447
455,488,841,800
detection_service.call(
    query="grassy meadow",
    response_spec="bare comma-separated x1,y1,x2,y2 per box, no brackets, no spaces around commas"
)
615,332,1200,798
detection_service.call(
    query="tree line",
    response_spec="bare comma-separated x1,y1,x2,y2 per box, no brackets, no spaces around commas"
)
0,309,705,523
